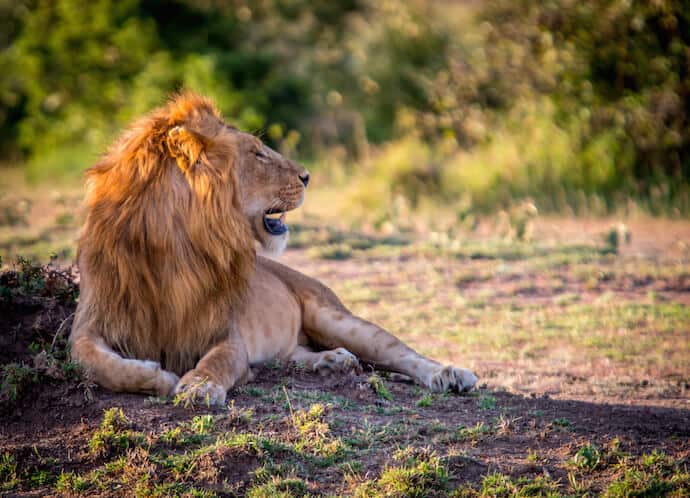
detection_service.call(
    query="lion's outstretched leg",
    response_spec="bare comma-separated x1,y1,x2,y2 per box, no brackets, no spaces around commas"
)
70,334,179,396
173,331,251,406
302,298,477,392
290,345,361,373
257,256,477,392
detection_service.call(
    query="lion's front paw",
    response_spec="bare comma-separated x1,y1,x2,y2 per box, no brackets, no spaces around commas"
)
427,366,478,393
141,360,179,396
313,348,361,374
157,369,181,397
173,372,227,406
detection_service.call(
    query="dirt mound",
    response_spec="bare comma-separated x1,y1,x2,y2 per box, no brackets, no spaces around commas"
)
0,260,78,414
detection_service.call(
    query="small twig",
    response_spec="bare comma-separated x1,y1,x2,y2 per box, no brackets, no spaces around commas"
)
283,385,295,425
51,312,75,352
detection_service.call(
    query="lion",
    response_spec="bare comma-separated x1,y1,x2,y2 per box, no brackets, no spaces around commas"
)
69,92,478,405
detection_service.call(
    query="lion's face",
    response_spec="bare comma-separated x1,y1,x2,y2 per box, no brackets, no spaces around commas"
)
107,93,309,257
221,127,309,255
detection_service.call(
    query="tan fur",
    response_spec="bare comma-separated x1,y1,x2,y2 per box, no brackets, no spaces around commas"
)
70,92,477,404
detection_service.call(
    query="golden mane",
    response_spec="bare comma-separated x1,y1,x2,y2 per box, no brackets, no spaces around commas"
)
76,92,255,374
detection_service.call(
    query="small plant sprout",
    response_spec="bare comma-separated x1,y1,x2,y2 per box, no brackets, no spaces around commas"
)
368,374,393,401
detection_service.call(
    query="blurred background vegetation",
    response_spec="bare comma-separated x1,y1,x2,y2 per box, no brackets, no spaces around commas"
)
1,0,689,221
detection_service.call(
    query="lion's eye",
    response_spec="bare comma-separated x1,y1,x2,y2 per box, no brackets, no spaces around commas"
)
254,150,268,160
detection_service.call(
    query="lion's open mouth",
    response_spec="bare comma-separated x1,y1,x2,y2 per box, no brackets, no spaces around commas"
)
263,208,288,236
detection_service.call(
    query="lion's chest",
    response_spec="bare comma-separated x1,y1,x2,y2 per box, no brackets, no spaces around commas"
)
237,268,302,365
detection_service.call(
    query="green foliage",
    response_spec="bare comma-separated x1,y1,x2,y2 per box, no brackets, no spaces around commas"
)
0,256,78,304
89,408,146,457
0,452,20,491
478,394,496,410
0,363,38,402
552,417,574,430
456,422,494,444
604,450,690,497
190,414,215,435
3,0,443,177
354,447,448,497
14,256,45,294
246,476,309,498
479,472,561,497
336,0,690,216
2,0,690,212
477,0,690,204
55,471,93,493
571,443,602,471
415,393,433,408
367,374,393,401
291,403,345,461
27,469,50,488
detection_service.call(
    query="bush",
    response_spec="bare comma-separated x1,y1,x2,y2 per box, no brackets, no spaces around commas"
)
2,0,689,213
474,0,690,200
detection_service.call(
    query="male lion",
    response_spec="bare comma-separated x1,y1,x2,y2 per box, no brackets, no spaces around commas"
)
70,92,477,404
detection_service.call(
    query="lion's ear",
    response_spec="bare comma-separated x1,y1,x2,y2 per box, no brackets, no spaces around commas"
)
166,126,207,172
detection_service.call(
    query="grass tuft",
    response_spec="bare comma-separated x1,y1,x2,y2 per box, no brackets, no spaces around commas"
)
0,452,20,491
604,450,690,497
354,447,448,497
290,403,346,463
368,375,393,401
571,443,602,471
89,408,146,457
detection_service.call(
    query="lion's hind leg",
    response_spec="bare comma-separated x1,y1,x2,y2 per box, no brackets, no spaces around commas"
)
289,345,361,374
302,299,477,393
70,334,179,396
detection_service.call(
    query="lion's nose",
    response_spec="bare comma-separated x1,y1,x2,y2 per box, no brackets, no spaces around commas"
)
299,171,310,187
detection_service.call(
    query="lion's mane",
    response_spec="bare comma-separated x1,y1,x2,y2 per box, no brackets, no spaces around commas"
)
74,93,255,374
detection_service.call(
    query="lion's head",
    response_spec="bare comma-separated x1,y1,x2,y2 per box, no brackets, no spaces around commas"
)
76,92,309,372
156,92,310,256
230,125,310,256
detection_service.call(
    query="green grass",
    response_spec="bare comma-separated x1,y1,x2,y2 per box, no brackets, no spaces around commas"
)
552,418,574,430
367,375,393,402
605,450,690,497
55,471,92,493
415,393,434,408
5,382,688,496
456,422,495,444
88,408,146,457
0,363,38,402
352,447,448,497
246,476,309,498
41,401,345,495
289,403,347,462
190,414,215,435
307,243,354,261
476,472,561,497
478,394,496,410
0,453,20,491
570,443,602,471
336,279,689,387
